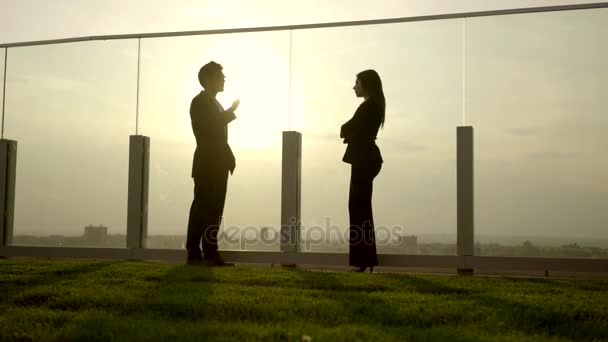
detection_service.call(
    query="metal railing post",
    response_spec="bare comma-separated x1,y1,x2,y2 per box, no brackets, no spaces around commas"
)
457,126,474,275
281,131,302,258
0,139,16,246
127,135,150,249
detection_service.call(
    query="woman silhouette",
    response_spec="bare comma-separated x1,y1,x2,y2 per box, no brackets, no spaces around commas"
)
340,69,385,273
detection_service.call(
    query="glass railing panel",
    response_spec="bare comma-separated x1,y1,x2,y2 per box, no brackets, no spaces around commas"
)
292,20,462,254
139,32,290,251
467,8,608,258
5,40,137,247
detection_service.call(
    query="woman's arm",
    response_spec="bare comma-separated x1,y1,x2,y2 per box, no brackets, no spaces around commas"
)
340,101,374,141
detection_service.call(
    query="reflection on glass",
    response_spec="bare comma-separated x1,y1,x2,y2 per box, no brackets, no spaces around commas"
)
5,40,137,247
292,20,462,255
140,32,289,251
467,9,608,258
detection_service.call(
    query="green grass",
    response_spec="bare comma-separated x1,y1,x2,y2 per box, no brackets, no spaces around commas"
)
0,260,607,341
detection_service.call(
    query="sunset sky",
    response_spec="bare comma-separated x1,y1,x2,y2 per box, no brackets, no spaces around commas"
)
0,1,606,248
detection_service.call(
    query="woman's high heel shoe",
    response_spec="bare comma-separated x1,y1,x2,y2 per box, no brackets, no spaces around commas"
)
369,266,374,273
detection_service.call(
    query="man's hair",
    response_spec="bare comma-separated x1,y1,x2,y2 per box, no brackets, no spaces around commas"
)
198,61,223,88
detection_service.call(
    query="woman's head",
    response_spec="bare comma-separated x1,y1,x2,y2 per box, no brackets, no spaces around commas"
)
354,69,386,127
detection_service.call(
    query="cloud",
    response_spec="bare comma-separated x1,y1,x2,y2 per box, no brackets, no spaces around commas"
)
303,134,427,154
307,132,337,141
525,150,581,161
9,73,88,92
381,138,427,152
505,126,541,136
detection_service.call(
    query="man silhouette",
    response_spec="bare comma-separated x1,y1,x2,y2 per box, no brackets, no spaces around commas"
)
186,61,240,266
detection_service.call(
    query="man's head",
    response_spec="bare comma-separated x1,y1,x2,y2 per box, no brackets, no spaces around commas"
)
198,61,225,93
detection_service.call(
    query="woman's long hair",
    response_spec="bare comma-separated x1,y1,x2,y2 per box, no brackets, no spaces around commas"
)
357,69,386,128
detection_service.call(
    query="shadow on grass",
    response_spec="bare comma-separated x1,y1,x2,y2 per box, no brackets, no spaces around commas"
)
282,269,608,340
381,273,608,340
136,264,215,321
288,268,472,331
3,260,606,341
499,276,608,293
47,262,216,341
1,260,217,322
379,273,479,295
17,262,218,342
467,288,608,340
1,261,113,306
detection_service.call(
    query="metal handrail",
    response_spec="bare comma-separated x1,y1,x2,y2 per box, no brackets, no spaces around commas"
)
1,2,608,48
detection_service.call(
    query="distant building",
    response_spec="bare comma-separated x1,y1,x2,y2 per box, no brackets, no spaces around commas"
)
83,225,108,245
397,235,418,254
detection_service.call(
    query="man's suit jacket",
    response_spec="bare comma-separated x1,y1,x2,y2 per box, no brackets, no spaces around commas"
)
190,91,236,178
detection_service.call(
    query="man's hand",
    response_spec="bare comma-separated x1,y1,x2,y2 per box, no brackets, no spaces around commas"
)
229,98,241,112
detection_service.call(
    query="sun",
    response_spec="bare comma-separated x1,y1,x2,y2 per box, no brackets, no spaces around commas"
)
185,32,293,154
